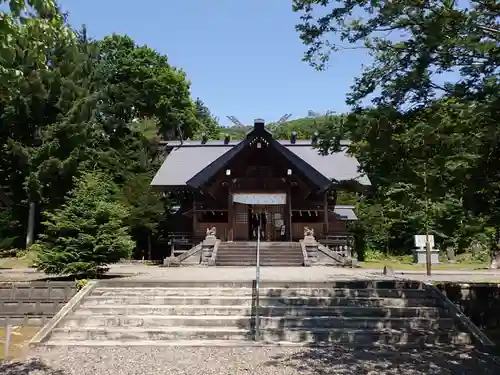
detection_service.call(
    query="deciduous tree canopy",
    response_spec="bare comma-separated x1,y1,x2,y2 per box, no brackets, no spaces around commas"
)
294,0,500,265
0,9,204,274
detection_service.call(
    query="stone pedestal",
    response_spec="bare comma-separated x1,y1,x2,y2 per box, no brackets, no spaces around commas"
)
163,256,180,267
302,236,317,265
202,236,217,265
446,247,457,264
383,265,394,276
303,236,317,253
412,248,440,264
303,236,316,245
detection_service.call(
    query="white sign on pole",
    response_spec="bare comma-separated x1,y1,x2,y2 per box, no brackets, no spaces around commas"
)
414,235,434,249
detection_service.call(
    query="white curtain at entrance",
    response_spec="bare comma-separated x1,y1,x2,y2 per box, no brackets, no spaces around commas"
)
232,193,286,205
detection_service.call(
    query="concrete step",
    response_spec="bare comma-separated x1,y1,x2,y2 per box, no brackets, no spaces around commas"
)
216,249,301,252
216,252,303,256
76,304,443,318
215,256,304,261
219,243,300,247
49,326,472,345
215,262,304,266
43,340,480,349
96,280,424,290
62,314,455,331
216,257,303,261
215,261,304,265
218,248,301,251
91,287,428,299
218,244,300,248
82,295,437,307
217,250,301,253
217,251,301,254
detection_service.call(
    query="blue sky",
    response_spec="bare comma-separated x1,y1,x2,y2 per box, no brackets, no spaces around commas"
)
59,0,371,126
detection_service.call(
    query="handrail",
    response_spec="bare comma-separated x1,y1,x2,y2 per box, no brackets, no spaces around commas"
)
422,282,496,350
255,224,261,341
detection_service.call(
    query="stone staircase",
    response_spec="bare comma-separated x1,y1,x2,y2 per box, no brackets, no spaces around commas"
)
215,241,303,266
42,280,475,347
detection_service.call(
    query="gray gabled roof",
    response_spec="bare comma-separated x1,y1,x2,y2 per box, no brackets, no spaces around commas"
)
287,145,371,186
151,140,370,188
152,145,232,187
332,205,358,220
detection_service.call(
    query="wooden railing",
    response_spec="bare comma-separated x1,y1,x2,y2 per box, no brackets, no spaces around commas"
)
167,232,193,257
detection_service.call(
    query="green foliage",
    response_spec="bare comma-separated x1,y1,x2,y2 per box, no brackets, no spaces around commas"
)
94,35,199,139
294,0,500,264
76,279,89,290
0,206,19,249
293,0,499,106
35,172,134,276
457,250,490,264
194,98,220,139
0,1,74,90
364,249,386,262
269,114,344,140
0,12,205,263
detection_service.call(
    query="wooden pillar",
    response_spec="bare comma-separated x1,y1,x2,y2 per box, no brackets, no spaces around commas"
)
228,186,234,242
287,187,292,241
192,194,197,241
323,191,329,236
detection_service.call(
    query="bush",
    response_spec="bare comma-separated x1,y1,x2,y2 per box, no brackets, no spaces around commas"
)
0,206,20,250
364,248,387,261
35,172,135,277
76,279,89,291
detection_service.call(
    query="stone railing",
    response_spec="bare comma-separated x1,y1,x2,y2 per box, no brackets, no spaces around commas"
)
300,241,310,267
163,227,219,266
208,240,220,266
318,234,354,259
301,228,356,267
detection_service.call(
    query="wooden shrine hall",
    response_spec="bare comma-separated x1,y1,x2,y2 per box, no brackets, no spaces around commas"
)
151,119,371,265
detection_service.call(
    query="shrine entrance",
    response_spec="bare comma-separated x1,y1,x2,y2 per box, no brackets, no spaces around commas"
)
232,193,289,242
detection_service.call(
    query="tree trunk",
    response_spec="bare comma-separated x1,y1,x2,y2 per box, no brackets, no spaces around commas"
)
25,201,36,248
489,227,500,269
147,232,152,261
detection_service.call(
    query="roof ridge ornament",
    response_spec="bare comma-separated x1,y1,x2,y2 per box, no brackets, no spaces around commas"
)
254,118,265,131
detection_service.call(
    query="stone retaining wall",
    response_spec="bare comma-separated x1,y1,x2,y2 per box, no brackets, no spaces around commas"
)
0,281,77,326
437,282,500,344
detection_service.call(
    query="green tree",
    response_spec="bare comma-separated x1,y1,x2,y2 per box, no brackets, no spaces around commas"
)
0,24,203,254
0,1,73,89
293,0,499,106
0,24,94,248
94,34,199,139
294,0,500,265
36,172,134,276
194,97,221,139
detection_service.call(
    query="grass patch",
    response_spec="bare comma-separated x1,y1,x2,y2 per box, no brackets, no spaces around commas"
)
358,260,488,270
358,250,490,271
0,326,40,360
0,257,33,269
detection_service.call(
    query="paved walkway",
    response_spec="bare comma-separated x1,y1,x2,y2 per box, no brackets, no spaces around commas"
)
105,264,500,283
2,264,500,283
108,264,381,282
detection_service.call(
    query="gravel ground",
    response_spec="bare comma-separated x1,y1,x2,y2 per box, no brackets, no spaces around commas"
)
1,345,499,375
